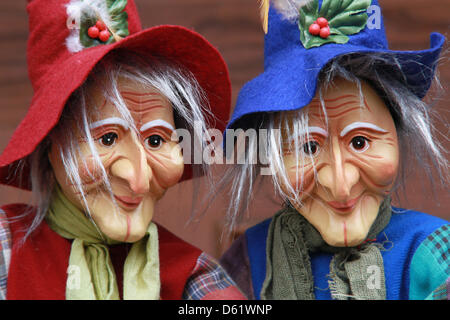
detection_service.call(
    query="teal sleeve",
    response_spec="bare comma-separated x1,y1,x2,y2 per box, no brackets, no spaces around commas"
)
409,224,449,300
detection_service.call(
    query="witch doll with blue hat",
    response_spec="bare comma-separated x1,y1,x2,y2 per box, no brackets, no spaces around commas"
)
0,0,246,300
220,0,449,300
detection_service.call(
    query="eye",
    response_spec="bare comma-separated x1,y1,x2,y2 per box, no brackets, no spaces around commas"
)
145,134,165,150
350,136,370,152
98,132,118,147
302,141,320,156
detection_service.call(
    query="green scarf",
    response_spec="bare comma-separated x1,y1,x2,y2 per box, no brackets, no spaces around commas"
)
261,198,392,300
45,186,160,300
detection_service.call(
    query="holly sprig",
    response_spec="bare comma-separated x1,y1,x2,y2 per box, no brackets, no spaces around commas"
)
298,0,371,49
79,0,129,48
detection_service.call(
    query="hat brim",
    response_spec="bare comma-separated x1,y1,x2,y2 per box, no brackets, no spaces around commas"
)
228,32,445,130
0,25,231,189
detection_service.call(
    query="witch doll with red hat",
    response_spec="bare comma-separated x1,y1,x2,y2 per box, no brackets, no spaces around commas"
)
220,0,449,300
0,0,246,300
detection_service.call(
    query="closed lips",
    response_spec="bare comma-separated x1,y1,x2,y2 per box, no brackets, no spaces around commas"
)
114,195,143,206
327,197,360,212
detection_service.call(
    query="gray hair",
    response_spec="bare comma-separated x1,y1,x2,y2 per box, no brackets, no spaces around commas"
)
19,49,212,240
223,52,448,232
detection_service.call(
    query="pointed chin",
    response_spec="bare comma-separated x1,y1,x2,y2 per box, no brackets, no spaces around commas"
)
86,193,156,243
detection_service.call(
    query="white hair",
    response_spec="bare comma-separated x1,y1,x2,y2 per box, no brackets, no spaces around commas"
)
273,0,314,22
222,52,448,232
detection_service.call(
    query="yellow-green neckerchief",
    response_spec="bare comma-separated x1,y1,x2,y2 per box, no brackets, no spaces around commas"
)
45,185,160,300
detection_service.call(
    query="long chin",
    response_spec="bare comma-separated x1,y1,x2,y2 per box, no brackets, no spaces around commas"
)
89,201,155,243
319,221,369,248
321,232,346,247
122,231,147,243
322,233,367,248
101,221,148,243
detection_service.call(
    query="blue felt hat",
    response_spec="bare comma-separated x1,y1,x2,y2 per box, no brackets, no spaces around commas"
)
227,0,445,130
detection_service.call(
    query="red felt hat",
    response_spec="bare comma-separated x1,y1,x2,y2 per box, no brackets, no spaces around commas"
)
0,0,231,190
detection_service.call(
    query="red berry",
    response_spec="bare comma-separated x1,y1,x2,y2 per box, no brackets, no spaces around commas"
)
309,23,321,36
87,26,99,39
320,26,331,39
96,20,107,31
316,17,329,28
99,29,110,42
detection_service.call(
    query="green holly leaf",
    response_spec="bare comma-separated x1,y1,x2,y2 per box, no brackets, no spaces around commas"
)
79,0,129,49
298,0,371,49
105,0,129,39
299,0,319,48
106,0,127,15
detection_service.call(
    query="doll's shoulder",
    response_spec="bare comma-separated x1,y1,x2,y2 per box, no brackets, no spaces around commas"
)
219,233,255,299
220,217,273,283
156,225,247,300
184,252,248,300
0,206,13,300
0,203,36,242
1,203,32,217
386,208,449,300
383,207,448,264
155,223,203,280
409,222,449,300
386,207,448,242
219,218,279,300
1,204,36,299
0,206,9,235
243,218,272,270
245,218,272,245
156,223,203,257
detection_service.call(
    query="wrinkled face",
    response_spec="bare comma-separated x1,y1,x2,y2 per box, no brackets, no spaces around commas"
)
49,79,184,243
282,78,399,247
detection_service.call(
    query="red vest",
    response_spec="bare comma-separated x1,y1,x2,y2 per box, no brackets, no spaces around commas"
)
4,204,201,300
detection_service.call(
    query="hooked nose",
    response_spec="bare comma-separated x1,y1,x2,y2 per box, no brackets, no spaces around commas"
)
317,139,360,201
110,136,151,195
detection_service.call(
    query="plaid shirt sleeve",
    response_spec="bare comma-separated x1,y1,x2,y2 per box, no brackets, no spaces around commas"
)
428,276,450,300
423,224,450,300
0,208,11,300
182,252,247,300
410,224,450,300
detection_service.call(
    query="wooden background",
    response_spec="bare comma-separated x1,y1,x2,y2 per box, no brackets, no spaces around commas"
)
0,0,448,258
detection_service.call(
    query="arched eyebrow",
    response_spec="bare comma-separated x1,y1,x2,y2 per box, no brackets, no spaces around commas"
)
303,126,328,137
89,117,130,130
140,119,175,133
339,122,388,137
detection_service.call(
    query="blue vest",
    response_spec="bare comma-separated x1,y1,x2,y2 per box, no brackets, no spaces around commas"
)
245,208,448,300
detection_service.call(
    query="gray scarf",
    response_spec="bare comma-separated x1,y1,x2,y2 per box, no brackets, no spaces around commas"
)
260,198,392,300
